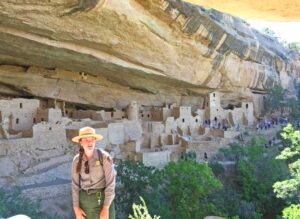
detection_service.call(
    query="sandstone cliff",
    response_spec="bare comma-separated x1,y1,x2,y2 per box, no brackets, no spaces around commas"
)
185,0,300,21
0,0,299,110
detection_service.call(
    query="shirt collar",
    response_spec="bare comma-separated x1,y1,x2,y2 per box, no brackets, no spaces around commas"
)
82,149,98,162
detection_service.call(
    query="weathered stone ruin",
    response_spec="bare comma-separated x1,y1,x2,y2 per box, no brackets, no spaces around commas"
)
0,91,257,174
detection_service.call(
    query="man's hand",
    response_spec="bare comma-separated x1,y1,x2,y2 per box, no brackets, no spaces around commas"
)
100,205,109,219
74,207,86,219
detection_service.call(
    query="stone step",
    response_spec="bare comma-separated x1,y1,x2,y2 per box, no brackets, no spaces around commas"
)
23,154,72,175
21,182,74,219
17,162,71,187
22,181,70,200
22,178,70,190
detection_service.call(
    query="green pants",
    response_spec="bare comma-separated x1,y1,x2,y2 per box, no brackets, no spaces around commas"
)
79,190,116,219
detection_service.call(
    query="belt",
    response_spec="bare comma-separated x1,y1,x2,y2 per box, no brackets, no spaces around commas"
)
81,188,105,195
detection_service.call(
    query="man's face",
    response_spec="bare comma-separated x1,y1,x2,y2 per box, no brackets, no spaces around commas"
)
80,137,96,153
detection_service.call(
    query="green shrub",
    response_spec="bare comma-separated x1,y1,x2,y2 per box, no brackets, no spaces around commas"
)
153,159,222,219
117,159,222,219
129,197,160,219
116,160,157,216
273,125,300,218
210,137,289,219
0,188,62,219
282,204,300,219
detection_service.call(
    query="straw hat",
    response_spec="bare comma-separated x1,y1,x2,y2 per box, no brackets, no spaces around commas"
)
72,127,103,143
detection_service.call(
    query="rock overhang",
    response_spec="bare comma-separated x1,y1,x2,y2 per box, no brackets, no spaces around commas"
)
0,0,298,108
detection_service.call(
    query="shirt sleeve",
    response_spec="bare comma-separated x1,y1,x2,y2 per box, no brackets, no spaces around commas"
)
71,156,80,208
103,153,116,206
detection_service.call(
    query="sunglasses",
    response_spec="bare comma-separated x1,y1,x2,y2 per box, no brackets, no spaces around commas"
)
84,161,89,174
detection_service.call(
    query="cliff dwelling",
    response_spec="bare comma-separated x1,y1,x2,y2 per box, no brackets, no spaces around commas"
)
0,91,257,169
0,0,299,218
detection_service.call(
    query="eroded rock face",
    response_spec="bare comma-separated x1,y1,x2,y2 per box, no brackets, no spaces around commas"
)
185,0,300,21
0,0,298,109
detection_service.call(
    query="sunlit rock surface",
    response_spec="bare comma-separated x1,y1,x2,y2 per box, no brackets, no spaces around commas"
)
0,0,299,110
185,0,300,21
